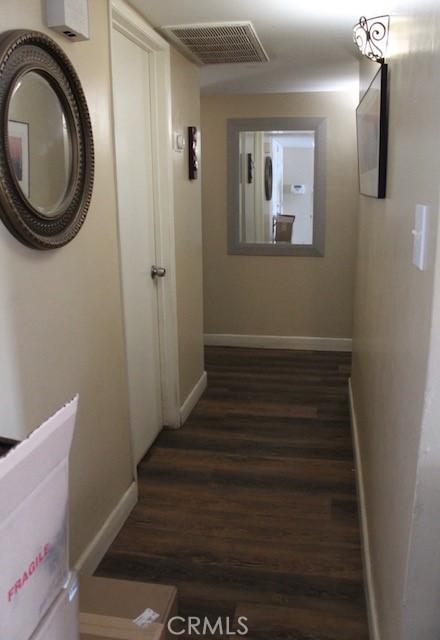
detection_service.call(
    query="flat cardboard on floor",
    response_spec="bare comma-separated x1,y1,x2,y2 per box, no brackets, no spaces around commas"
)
0,397,78,640
80,576,177,629
80,613,165,640
31,573,79,640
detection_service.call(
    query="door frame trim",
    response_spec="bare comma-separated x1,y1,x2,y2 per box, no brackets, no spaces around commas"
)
110,0,181,433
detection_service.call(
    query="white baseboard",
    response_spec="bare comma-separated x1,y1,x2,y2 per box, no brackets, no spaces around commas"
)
180,371,208,425
349,379,380,640
204,333,352,352
75,481,138,576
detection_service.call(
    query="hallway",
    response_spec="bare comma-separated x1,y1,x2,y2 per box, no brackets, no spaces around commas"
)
97,346,368,638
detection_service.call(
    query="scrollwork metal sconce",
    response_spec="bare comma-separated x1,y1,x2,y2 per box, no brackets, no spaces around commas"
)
353,15,390,63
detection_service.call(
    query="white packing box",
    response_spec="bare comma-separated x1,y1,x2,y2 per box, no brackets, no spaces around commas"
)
31,572,79,640
0,397,78,640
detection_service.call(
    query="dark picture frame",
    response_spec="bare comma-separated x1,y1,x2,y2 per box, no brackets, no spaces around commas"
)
264,155,273,201
188,126,198,180
246,152,253,184
356,64,388,199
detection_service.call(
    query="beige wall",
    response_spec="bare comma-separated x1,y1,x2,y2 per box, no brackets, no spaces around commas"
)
351,2,440,638
201,91,358,338
170,48,205,401
0,0,134,564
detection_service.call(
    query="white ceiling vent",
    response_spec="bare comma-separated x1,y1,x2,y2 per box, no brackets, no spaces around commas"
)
161,21,269,65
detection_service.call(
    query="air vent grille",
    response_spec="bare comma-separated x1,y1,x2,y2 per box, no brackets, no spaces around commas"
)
161,22,269,65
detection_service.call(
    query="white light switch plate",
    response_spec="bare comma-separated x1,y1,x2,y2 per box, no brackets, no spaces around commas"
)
173,133,186,153
412,204,429,271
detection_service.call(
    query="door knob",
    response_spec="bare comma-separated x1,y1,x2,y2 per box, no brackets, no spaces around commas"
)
151,265,166,279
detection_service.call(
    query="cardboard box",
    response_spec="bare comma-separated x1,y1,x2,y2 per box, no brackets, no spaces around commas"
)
80,577,177,640
80,613,165,639
275,215,295,243
0,397,78,640
31,572,79,640
80,577,177,625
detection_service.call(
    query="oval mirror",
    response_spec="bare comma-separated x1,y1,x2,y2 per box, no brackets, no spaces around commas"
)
0,29,94,249
8,71,73,217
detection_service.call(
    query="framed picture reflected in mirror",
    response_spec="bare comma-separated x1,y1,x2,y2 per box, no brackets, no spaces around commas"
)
8,120,29,198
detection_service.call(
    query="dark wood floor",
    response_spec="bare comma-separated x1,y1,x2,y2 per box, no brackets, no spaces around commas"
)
97,347,369,639
0,439,16,458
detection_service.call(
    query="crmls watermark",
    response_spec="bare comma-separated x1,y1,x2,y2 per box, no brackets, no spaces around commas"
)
167,615,249,636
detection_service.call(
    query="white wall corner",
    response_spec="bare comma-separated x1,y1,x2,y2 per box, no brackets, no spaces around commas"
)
348,378,381,640
204,333,352,352
75,481,138,576
180,371,207,426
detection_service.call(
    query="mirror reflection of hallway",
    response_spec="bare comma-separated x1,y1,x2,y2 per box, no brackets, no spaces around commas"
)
239,130,315,245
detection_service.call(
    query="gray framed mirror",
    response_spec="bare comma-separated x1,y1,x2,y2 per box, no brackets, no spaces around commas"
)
227,117,326,256
0,30,94,250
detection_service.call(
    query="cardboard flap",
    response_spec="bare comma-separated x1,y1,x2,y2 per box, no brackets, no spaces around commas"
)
0,396,78,522
79,576,177,623
80,613,164,639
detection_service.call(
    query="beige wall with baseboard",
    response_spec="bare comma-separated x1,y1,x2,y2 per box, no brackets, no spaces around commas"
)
170,48,205,403
351,2,440,637
0,1,206,563
0,0,135,564
201,91,358,339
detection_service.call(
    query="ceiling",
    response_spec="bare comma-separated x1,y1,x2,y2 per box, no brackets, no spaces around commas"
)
129,0,393,94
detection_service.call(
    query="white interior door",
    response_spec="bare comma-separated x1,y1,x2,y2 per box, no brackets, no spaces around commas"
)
112,27,163,464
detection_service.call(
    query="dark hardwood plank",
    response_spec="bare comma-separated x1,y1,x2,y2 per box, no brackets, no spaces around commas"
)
97,346,368,639
234,601,369,640
0,438,17,458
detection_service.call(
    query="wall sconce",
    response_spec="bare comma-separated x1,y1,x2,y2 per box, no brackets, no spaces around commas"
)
353,15,390,63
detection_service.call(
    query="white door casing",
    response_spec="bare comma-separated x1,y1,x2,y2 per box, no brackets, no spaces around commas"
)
110,0,180,465
112,29,162,463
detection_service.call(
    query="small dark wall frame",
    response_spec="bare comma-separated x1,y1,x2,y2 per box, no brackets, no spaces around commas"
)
356,63,388,199
246,153,253,184
0,30,94,249
264,156,273,201
188,126,198,180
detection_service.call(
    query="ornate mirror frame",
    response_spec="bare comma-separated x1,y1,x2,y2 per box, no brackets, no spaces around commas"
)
0,30,94,249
